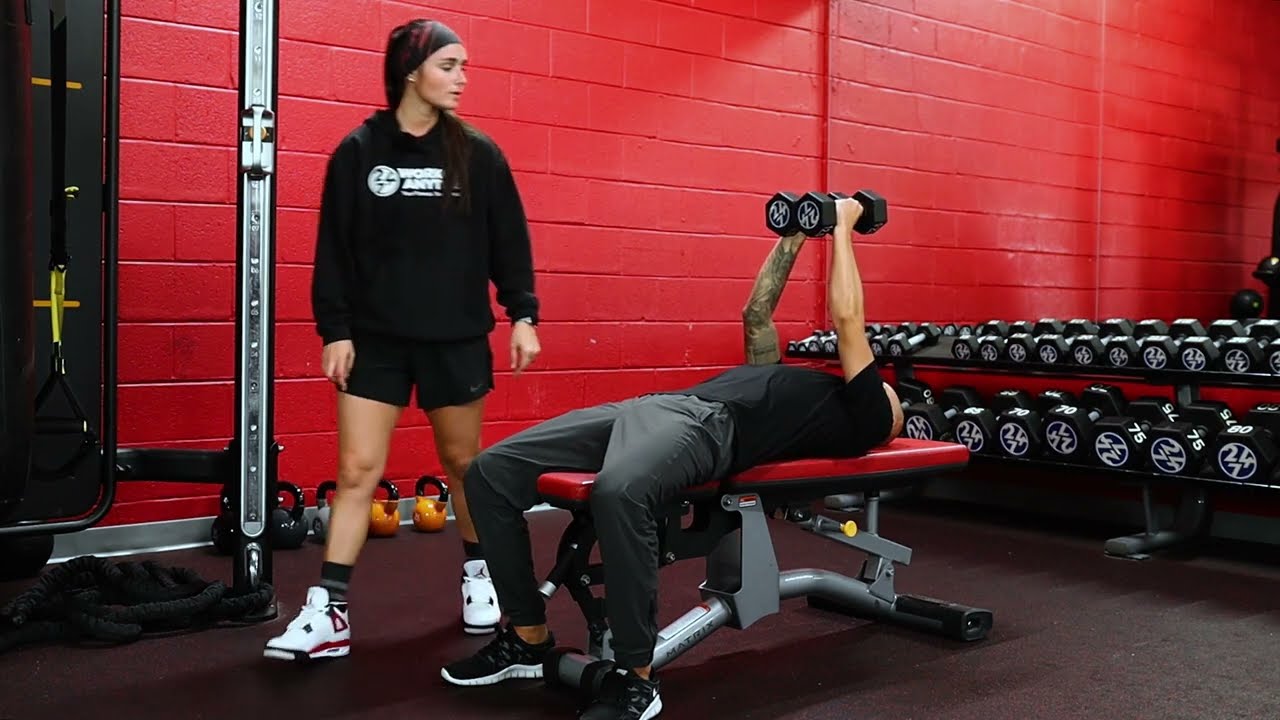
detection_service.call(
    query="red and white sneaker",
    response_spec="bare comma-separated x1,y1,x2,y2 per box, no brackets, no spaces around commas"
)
263,586,351,661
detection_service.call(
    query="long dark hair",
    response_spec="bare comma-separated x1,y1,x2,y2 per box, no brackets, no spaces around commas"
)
382,20,473,214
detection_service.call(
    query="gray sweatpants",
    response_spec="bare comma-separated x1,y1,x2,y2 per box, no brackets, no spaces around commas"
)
465,393,737,669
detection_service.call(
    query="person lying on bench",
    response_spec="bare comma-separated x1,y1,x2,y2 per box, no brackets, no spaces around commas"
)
440,196,904,720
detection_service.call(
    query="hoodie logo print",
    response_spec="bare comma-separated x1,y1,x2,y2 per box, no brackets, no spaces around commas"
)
368,166,402,197
367,165,459,198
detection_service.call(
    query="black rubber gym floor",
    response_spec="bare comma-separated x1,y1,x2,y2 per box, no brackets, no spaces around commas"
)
2,496,1279,720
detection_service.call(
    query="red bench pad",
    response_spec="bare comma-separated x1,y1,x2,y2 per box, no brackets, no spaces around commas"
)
537,438,969,506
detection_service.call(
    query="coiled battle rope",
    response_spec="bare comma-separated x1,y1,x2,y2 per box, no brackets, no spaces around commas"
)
0,555,274,655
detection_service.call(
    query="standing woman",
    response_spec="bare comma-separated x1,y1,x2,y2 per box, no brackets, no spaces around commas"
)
264,18,542,661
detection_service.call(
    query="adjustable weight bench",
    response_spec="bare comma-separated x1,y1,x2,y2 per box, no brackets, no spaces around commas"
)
534,437,994,697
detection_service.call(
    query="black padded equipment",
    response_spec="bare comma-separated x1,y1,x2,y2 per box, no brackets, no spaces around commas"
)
1,0,36,520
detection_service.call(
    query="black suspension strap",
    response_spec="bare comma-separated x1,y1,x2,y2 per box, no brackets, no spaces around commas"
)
0,556,275,655
33,0,96,481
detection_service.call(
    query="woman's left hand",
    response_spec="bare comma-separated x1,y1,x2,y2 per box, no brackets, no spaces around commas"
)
511,322,541,376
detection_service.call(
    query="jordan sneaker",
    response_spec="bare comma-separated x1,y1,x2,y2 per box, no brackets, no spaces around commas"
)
263,586,351,661
461,559,500,635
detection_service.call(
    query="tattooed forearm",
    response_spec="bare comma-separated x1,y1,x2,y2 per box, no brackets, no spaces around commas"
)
742,233,806,365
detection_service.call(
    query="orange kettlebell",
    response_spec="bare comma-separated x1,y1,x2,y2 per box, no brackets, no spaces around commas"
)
368,478,401,537
413,475,450,533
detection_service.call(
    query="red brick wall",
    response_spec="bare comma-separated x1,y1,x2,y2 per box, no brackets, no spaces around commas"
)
105,0,1280,525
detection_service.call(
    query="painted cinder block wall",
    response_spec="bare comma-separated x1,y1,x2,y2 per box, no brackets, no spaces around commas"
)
105,0,1280,525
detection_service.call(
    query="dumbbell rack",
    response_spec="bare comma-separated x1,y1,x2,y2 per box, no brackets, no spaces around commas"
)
786,334,1280,559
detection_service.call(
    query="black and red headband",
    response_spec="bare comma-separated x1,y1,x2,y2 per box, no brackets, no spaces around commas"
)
395,19,462,77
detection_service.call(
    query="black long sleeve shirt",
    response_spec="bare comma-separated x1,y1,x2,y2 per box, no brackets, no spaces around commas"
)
311,110,539,345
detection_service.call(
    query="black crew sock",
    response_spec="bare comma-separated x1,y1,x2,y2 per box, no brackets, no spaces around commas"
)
463,540,484,560
320,561,353,603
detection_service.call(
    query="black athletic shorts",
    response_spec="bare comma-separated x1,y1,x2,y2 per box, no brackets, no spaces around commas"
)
342,330,493,411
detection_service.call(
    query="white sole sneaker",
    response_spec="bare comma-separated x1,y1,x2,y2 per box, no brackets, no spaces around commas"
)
439,662,543,686
463,621,498,636
263,640,350,661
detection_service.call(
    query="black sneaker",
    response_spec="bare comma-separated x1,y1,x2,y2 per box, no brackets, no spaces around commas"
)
580,668,663,720
440,624,555,686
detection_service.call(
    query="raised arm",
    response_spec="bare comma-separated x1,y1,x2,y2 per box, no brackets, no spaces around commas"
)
827,199,873,382
742,232,807,364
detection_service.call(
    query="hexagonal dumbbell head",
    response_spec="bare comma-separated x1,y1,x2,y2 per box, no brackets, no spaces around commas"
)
1211,419,1279,484
795,191,838,237
1092,416,1152,470
765,192,802,236
851,189,888,234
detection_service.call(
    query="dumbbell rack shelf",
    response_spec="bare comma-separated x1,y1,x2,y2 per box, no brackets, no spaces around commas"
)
784,336,1280,559
788,338,1280,390
964,452,1280,492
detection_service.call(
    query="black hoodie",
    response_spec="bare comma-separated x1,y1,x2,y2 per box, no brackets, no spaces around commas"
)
311,110,539,345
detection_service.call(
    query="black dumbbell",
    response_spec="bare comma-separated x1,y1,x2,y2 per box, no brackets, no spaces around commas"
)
764,192,802,236
1069,318,1135,366
1147,400,1237,477
1041,384,1127,463
973,321,1035,362
1139,318,1206,370
1089,396,1179,471
902,386,984,442
995,389,1079,459
1218,319,1280,374
1177,319,1248,371
1034,318,1097,365
788,329,826,355
888,323,943,357
955,388,1035,455
895,378,935,407
1003,331,1037,363
1103,318,1167,368
941,323,973,337
794,189,888,237
1209,403,1280,484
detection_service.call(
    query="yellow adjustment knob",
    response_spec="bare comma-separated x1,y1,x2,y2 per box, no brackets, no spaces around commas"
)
841,521,858,537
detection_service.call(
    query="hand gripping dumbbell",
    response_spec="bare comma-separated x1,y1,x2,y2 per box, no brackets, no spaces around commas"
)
1069,318,1135,366
1177,319,1248,372
995,389,1080,459
1089,396,1181,471
888,323,943,357
1139,318,1206,370
1147,400,1238,477
1040,384,1127,464
1104,318,1168,368
1219,319,1280,374
793,190,889,237
1209,403,1280,484
902,386,983,442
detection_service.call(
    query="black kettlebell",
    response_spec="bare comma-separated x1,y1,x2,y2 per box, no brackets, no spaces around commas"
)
210,485,238,555
271,480,308,550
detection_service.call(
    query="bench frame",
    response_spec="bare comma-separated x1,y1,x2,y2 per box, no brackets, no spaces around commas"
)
536,447,993,695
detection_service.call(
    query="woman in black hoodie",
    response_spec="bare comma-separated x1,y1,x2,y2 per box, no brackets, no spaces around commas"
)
265,18,541,661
